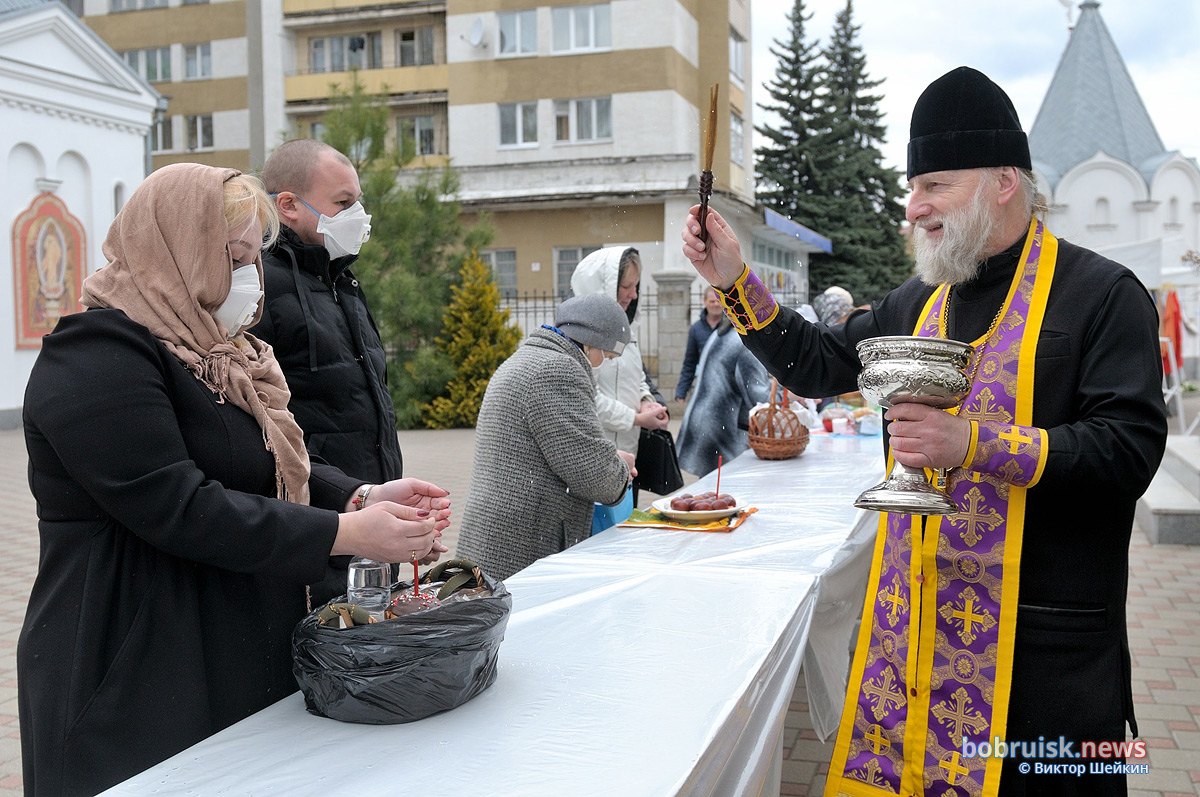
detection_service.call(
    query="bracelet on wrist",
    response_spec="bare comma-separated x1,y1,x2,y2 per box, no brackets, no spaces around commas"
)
352,484,374,511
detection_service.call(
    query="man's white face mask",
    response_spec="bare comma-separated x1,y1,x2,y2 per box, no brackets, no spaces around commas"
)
299,198,372,259
213,264,263,337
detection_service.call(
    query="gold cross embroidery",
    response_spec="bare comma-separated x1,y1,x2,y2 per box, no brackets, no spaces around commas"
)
930,686,989,745
849,757,890,787
938,586,996,646
998,425,1032,454
950,486,1004,547
862,666,907,720
864,724,891,755
961,387,1012,426
939,751,970,785
878,574,908,627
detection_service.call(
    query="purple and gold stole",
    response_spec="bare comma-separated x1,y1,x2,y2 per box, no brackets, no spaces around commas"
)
824,220,1056,797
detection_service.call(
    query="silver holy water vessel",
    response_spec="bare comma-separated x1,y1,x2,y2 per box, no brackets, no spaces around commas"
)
854,336,973,515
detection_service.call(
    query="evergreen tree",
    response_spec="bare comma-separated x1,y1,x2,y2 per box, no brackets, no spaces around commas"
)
754,0,830,229
423,253,522,429
808,0,911,303
318,70,493,428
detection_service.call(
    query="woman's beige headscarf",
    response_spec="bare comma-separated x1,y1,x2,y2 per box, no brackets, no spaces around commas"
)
81,163,312,505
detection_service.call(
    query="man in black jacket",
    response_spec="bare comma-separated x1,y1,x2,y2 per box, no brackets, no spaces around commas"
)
682,67,1166,797
253,139,403,487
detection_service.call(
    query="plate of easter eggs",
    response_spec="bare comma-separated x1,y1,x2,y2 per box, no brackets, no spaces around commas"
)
652,491,744,522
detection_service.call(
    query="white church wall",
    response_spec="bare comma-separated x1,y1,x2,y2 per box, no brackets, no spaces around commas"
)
1052,155,1147,251
1151,158,1200,252
0,3,157,425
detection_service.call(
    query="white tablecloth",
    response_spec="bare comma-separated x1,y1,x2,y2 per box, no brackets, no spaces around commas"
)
102,434,883,796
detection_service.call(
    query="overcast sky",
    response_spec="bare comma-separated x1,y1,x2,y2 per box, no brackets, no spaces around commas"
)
749,0,1200,182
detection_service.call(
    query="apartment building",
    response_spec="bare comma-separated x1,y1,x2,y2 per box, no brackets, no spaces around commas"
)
76,0,262,171
444,0,823,297
74,0,824,298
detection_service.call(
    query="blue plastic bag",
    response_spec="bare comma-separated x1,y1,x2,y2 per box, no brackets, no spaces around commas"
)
591,486,634,535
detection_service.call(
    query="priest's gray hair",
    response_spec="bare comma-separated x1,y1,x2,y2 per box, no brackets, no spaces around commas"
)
1017,168,1049,220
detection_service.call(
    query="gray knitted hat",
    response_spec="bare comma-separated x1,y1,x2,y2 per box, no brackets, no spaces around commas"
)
555,294,630,355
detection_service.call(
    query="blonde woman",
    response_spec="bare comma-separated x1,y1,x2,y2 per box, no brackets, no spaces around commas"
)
18,164,450,795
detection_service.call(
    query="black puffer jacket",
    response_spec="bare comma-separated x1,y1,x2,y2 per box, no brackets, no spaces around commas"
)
251,226,402,485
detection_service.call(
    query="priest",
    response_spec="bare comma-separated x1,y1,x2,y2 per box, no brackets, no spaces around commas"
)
681,66,1167,797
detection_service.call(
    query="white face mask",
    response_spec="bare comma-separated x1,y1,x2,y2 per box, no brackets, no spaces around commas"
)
213,264,263,337
306,200,371,259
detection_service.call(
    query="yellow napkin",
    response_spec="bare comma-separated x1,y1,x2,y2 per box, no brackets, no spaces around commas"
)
617,507,757,533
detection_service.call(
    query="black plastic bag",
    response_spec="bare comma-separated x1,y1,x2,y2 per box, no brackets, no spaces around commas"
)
292,566,511,724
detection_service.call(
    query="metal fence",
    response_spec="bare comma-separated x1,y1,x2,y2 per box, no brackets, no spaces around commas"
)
499,290,665,375
500,287,809,380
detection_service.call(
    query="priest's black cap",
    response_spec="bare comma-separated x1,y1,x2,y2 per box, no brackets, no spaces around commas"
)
907,66,1032,180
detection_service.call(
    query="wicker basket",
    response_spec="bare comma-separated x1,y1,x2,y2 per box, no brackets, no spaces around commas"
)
748,379,810,460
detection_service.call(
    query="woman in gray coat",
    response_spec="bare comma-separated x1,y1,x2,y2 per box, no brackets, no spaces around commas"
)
457,294,636,580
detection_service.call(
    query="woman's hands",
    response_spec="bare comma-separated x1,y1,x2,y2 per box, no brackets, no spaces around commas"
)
333,478,452,565
617,449,638,478
635,400,669,430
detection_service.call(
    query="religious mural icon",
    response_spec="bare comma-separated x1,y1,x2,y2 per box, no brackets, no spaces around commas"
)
12,193,86,348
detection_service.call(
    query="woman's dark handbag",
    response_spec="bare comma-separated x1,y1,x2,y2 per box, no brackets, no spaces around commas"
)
633,427,685,495
292,559,511,724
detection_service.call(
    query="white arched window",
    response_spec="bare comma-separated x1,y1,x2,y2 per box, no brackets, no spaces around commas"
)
114,183,126,215
1093,197,1110,225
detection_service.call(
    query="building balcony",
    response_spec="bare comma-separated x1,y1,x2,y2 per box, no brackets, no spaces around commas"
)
282,0,442,19
285,63,448,103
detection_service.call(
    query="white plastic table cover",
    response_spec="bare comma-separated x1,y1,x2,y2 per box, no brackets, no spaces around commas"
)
101,433,884,797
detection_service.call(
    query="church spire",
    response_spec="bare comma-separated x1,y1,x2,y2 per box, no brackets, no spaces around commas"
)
1028,1,1165,185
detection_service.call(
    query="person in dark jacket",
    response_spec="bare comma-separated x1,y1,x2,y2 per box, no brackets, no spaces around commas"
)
18,164,450,796
252,139,402,486
674,285,723,402
682,67,1166,797
254,140,405,603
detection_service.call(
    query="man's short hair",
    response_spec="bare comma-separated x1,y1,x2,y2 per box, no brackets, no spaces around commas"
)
260,139,353,196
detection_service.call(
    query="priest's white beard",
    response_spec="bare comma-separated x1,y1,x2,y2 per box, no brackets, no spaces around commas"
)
913,179,1000,286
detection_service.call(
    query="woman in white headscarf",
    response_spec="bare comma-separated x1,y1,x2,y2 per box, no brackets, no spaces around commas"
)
570,246,669,460
18,164,451,796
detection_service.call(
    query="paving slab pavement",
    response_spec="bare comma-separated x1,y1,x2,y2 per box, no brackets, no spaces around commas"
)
2,419,1200,795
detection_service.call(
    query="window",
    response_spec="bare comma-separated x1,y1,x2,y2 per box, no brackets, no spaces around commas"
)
349,137,372,163
399,116,437,156
730,112,744,166
482,249,518,298
114,183,126,215
184,43,211,79
499,9,536,55
729,28,745,82
309,33,382,73
555,245,600,297
150,116,173,151
554,97,612,142
552,4,611,52
499,101,538,146
753,242,795,271
182,0,210,5
398,27,435,66
310,121,326,141
186,114,213,151
124,48,171,82
113,0,165,9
